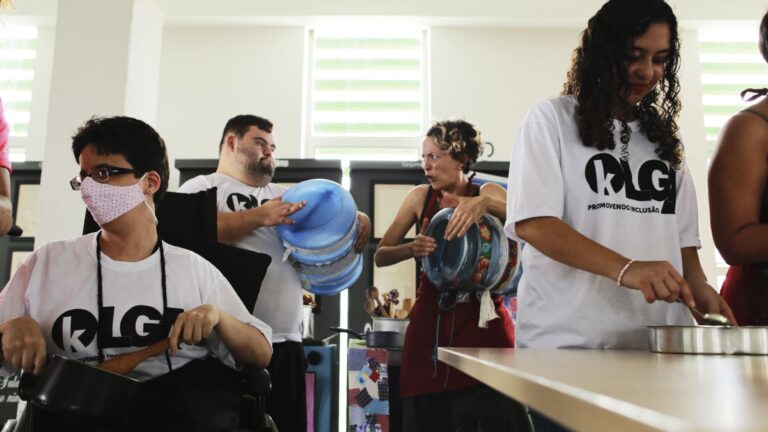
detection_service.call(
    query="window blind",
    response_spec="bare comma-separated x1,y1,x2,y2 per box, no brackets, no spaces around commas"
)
699,27,767,144
0,25,37,141
310,29,425,138
699,26,766,286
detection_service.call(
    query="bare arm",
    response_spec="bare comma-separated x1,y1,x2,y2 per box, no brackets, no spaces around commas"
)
680,247,737,324
442,182,506,240
354,211,371,253
709,105,768,264
374,186,436,267
169,305,271,367
0,167,12,235
213,311,271,367
217,197,305,244
516,216,695,307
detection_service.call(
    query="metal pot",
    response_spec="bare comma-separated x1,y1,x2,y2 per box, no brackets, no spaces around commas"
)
372,317,409,334
648,325,768,355
330,327,404,348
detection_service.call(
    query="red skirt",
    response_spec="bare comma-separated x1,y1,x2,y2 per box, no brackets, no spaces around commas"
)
399,276,515,399
720,264,768,326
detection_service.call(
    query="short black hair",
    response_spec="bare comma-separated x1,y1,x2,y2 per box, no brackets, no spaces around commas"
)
71,116,169,204
219,115,273,152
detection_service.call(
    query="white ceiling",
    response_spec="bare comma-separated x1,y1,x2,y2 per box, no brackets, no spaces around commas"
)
6,0,765,28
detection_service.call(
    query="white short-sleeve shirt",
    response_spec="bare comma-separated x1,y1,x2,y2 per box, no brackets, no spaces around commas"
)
505,96,697,349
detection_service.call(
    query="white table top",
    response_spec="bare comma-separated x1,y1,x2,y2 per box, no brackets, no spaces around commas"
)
438,347,768,432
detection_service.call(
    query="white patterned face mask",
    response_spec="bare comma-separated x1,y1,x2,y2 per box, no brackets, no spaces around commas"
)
81,173,149,226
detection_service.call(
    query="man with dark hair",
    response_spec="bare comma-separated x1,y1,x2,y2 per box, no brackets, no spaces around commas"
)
71,116,170,204
179,114,371,432
0,115,272,431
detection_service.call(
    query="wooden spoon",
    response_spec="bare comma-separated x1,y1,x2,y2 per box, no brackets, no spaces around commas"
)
96,338,171,375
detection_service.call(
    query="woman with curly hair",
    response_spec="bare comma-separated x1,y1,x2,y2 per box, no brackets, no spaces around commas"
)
709,11,768,326
375,120,531,432
506,0,734,353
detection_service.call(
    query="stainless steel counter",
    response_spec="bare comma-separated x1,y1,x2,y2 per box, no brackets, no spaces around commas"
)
438,347,768,432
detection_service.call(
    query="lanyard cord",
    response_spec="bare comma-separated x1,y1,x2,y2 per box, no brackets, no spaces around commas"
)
96,231,173,372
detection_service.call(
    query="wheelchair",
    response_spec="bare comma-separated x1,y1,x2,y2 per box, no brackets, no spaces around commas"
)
4,189,278,432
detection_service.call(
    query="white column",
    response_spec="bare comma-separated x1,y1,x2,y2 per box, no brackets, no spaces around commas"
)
34,0,163,247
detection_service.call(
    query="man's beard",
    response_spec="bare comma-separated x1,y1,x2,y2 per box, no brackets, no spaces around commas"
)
237,145,275,179
246,158,275,179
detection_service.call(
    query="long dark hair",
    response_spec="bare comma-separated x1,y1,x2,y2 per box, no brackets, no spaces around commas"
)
562,0,683,169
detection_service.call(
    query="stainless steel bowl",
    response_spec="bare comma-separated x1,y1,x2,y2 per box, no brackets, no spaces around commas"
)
648,325,768,355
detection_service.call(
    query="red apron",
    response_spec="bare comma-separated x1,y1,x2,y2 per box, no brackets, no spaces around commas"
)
720,264,768,325
399,185,515,399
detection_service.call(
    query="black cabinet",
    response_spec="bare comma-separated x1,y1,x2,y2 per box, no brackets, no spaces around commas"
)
1,161,41,288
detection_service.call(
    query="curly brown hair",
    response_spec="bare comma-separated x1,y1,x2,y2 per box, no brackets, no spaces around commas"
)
426,120,484,175
562,0,683,169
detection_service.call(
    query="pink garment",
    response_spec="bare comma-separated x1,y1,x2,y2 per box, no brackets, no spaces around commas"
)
0,97,10,173
80,174,147,226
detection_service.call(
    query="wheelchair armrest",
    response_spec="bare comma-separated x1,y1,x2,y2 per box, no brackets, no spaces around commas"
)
239,365,276,432
241,365,271,396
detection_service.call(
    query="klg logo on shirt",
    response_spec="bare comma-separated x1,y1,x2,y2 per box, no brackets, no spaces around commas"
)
226,193,270,212
51,306,183,353
584,154,676,214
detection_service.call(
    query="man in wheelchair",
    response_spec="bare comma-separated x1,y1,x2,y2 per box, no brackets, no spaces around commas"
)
0,116,273,431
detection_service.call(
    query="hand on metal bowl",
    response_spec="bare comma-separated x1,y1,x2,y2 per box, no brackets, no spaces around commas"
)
676,299,733,326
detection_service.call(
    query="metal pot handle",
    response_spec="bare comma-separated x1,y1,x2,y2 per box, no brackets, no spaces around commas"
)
329,326,364,339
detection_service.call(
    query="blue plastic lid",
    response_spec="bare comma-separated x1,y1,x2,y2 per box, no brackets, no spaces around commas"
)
477,214,509,291
303,253,363,295
287,219,358,265
295,247,360,283
422,208,517,292
276,179,357,251
422,208,477,289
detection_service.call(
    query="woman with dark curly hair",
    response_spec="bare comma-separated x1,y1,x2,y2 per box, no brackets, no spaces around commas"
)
506,0,734,354
375,120,531,432
709,11,768,326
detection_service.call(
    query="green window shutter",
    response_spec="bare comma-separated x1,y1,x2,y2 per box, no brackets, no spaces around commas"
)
310,30,424,138
699,29,767,145
0,25,37,141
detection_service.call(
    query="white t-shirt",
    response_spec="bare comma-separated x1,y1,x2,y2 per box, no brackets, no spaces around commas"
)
504,95,697,350
0,232,272,381
178,173,303,343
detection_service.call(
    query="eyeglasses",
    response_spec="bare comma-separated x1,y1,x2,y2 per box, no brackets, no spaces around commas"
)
70,166,143,190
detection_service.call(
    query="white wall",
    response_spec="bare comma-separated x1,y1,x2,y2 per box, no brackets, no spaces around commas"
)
157,26,305,189
677,29,716,281
431,27,578,161
4,7,746,280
